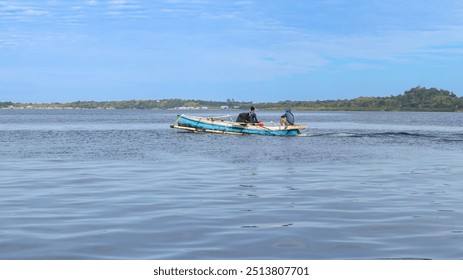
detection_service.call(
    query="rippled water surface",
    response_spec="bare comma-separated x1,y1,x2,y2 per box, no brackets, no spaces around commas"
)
1,109,463,259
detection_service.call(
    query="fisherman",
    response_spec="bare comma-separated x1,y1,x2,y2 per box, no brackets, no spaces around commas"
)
280,108,295,127
247,106,259,123
236,106,259,123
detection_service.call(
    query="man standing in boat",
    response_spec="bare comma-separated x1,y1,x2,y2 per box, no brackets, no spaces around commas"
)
280,108,294,127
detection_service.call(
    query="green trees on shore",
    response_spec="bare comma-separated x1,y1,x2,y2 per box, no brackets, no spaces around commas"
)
2,86,462,112
273,87,462,112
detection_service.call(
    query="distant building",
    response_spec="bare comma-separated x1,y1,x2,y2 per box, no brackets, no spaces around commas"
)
175,106,208,110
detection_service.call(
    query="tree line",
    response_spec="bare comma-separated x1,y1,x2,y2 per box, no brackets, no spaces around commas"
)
2,86,462,112
271,86,462,112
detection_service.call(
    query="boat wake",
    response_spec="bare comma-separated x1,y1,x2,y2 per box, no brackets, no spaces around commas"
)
301,131,463,142
296,123,311,137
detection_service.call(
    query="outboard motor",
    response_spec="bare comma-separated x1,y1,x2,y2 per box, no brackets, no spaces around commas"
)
236,112,249,123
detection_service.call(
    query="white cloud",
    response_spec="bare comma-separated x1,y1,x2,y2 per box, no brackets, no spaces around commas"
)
145,0,463,79
85,0,98,5
23,9,48,16
0,2,49,18
2,0,463,82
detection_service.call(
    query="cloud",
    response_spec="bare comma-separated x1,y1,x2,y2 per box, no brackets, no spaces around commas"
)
0,31,30,48
254,1,463,69
108,0,138,9
0,1,49,18
3,0,463,82
144,0,463,79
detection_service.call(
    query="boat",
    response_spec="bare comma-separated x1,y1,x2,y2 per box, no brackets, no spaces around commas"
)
170,114,307,136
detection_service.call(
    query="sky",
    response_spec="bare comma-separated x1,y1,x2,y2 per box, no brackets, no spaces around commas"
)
1,0,463,103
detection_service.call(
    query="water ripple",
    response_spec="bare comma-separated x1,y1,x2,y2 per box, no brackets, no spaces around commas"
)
1,110,463,259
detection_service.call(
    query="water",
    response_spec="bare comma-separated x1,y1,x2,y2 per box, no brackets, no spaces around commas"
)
1,109,463,259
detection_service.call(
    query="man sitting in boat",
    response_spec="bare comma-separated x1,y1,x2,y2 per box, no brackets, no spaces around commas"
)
280,108,294,127
236,106,260,123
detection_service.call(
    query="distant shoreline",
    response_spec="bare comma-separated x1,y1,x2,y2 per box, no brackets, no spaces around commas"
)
2,107,462,113
2,87,462,112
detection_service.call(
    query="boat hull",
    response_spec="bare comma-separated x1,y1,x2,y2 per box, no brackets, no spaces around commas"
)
171,114,306,136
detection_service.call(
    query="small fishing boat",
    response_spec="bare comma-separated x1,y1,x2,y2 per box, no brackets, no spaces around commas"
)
170,114,307,136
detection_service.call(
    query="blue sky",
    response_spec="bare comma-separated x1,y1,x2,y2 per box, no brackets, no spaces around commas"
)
1,0,463,103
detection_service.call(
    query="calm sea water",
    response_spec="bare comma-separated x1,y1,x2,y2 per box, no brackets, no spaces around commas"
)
1,109,462,260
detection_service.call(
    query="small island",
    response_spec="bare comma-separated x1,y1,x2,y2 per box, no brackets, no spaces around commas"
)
1,86,462,112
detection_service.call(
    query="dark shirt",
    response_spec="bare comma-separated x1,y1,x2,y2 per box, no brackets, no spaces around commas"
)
248,112,258,123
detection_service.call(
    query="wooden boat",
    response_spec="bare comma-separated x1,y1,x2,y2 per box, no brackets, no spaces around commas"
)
170,114,307,136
